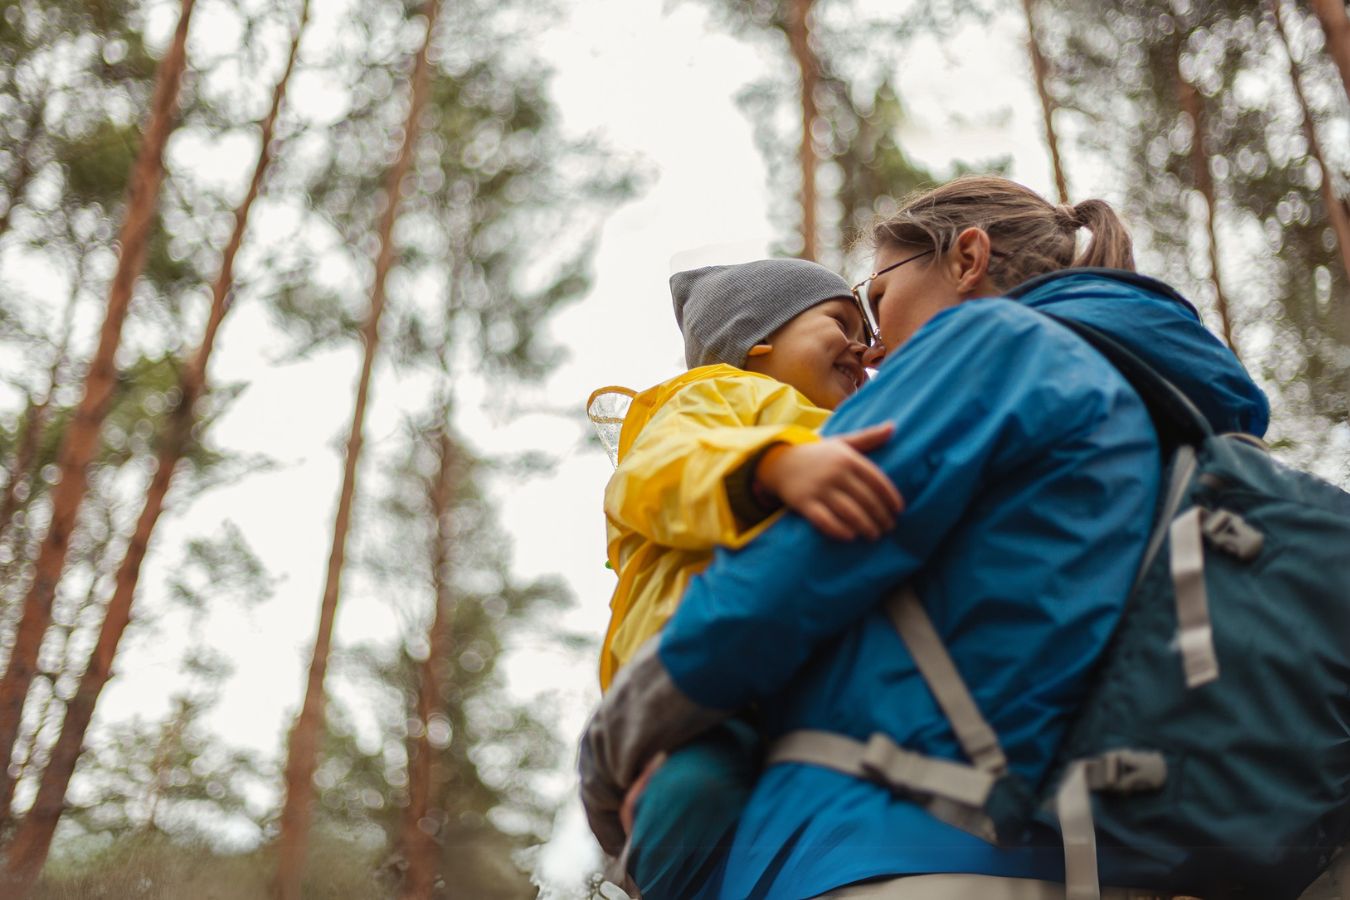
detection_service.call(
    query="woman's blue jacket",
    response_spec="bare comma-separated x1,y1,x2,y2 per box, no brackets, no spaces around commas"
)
653,270,1269,898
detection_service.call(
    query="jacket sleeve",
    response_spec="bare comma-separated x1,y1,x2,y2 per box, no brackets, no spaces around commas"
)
657,299,1126,710
603,375,823,551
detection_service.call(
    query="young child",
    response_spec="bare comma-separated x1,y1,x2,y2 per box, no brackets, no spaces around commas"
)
590,258,903,898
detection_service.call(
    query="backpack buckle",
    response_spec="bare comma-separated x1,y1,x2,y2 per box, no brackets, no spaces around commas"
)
1201,508,1264,560
1082,749,1167,793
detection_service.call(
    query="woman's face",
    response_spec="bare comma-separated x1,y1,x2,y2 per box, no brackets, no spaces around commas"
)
860,229,999,368
859,244,962,368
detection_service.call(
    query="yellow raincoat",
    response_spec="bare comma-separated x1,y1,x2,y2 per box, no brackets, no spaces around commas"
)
597,364,828,691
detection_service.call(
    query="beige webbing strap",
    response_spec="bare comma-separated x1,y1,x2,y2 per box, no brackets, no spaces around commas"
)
1056,761,1102,900
1138,445,1197,582
768,732,998,807
768,729,998,843
767,729,870,778
1169,506,1220,688
885,586,1007,774
1053,751,1167,900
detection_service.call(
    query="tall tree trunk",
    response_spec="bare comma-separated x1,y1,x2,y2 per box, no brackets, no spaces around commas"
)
272,3,438,896
1272,0,1350,284
0,5,306,890
0,0,196,822
1310,0,1350,107
1021,0,1070,203
1175,62,1241,361
399,420,456,900
786,0,819,261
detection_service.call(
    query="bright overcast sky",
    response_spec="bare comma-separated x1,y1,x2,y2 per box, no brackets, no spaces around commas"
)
80,0,1062,893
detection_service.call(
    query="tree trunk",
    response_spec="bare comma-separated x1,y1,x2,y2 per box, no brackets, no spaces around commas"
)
0,0,196,822
786,0,819,261
0,5,306,890
1021,0,1070,203
1272,0,1350,284
271,3,438,897
1310,0,1350,107
1175,63,1241,361
399,421,456,900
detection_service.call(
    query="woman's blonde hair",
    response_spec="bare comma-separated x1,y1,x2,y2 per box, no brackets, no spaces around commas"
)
871,176,1135,289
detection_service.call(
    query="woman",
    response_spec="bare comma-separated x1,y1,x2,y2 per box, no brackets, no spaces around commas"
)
579,176,1269,899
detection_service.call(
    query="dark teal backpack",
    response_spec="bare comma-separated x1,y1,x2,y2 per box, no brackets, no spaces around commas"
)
768,312,1350,900
1038,316,1350,899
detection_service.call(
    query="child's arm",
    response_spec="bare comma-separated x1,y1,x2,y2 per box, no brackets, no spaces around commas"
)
605,376,823,550
754,424,904,541
606,375,901,550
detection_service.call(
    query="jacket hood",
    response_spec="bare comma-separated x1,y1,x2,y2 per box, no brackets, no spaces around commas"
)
614,364,772,462
1006,269,1270,437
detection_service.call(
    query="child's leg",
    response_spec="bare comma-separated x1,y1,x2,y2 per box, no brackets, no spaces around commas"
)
627,718,760,900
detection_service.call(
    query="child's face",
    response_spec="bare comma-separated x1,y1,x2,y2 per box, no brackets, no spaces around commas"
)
745,298,869,409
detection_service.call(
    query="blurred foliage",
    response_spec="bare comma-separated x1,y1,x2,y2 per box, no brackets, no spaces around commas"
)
262,0,642,378
313,413,572,897
682,0,1008,266
60,696,266,842
1040,0,1350,478
31,830,392,899
0,0,626,888
165,520,276,614
5,521,275,863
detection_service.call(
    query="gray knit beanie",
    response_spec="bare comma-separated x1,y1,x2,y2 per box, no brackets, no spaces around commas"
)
671,258,854,369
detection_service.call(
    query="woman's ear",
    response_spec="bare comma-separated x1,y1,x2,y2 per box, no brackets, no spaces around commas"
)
746,344,773,357
951,227,996,297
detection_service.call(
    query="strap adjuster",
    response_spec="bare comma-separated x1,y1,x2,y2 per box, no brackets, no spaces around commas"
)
1082,750,1168,793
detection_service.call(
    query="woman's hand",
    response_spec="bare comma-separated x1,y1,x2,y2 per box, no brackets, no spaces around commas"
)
620,752,667,835
754,423,903,541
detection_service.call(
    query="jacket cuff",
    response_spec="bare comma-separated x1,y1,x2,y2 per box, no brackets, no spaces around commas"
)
577,636,729,856
725,442,785,526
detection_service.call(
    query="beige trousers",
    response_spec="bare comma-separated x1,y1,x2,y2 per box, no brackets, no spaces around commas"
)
814,874,1190,899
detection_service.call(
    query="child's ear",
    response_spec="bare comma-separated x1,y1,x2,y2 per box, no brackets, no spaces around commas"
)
746,344,773,357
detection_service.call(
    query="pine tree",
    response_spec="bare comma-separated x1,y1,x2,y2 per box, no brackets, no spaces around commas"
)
272,1,439,895
1020,0,1070,203
683,0,938,267
0,4,310,889
0,0,198,819
319,415,568,900
1310,0,1350,105
1039,0,1350,471
1270,0,1350,284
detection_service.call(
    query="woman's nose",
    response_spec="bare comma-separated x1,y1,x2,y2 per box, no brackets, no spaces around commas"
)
862,341,887,368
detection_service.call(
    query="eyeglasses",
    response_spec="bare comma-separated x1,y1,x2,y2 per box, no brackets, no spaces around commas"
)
850,248,936,340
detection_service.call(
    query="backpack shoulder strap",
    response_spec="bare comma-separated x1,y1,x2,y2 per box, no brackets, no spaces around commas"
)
883,586,1006,773
767,586,1011,842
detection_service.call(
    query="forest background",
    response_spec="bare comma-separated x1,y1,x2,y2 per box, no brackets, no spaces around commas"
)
0,0,1346,898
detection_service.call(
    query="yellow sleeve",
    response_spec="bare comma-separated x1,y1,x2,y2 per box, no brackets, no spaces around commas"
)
603,375,827,551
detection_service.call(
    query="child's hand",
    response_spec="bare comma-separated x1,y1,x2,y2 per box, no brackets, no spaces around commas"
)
754,423,903,541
